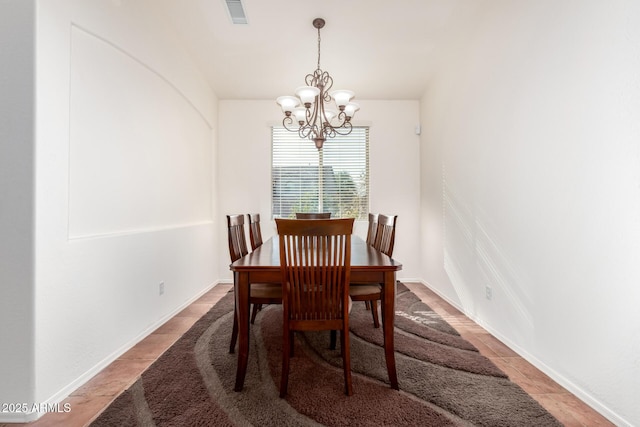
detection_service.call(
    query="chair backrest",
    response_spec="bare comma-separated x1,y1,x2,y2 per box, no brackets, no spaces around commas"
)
276,218,354,323
247,213,263,251
365,213,379,246
374,214,397,257
295,212,331,219
227,214,248,263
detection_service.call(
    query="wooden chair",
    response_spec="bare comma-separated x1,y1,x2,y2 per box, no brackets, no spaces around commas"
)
227,214,282,354
351,213,379,314
365,213,378,246
247,213,268,323
374,214,398,257
295,212,331,219
247,213,263,251
349,214,397,329
276,218,355,397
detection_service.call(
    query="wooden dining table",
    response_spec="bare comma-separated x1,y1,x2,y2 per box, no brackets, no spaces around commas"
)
229,234,403,392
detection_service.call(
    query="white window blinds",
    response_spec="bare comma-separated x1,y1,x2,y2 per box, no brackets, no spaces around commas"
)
272,127,369,219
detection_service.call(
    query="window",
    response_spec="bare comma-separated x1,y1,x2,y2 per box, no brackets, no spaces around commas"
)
272,127,369,219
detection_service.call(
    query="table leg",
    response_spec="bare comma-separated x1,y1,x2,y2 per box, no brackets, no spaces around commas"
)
234,271,250,391
382,271,399,389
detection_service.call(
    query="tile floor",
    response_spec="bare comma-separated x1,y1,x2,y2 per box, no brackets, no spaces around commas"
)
2,282,614,427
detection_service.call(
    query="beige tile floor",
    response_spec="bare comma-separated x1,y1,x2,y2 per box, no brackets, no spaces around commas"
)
3,282,614,427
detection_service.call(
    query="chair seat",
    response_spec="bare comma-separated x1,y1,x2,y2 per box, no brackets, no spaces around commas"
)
348,283,381,329
349,284,381,297
250,283,282,299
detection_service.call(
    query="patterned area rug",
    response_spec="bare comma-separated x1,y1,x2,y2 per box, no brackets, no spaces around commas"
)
91,283,561,426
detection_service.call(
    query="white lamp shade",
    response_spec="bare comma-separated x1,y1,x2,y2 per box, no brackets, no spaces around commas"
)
276,96,300,113
293,108,307,122
329,90,354,107
323,108,339,123
295,86,320,105
343,102,360,117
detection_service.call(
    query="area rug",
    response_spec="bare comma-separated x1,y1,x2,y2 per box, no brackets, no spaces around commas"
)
91,283,560,426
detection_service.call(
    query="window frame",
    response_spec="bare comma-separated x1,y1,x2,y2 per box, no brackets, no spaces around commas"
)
271,126,370,220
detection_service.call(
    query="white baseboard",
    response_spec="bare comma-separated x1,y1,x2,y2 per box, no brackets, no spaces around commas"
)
415,279,630,427
0,281,223,424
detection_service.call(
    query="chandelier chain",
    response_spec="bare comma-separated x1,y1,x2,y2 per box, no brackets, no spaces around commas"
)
317,25,321,71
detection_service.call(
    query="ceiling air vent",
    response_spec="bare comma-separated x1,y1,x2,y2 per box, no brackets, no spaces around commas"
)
225,0,248,25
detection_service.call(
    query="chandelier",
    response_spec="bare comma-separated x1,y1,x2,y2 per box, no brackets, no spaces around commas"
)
276,18,359,150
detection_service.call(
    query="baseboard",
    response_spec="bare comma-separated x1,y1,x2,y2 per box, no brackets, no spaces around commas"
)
0,411,40,424
0,281,224,424
415,279,629,427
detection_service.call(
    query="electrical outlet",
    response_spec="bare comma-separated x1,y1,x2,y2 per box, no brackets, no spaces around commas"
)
485,286,492,300
159,282,165,296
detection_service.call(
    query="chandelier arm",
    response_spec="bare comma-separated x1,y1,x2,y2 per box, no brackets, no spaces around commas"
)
323,124,337,140
317,93,327,126
282,116,297,132
306,97,320,129
320,71,333,102
304,72,316,87
332,121,353,136
325,111,347,129
298,123,314,140
329,123,336,138
304,124,322,143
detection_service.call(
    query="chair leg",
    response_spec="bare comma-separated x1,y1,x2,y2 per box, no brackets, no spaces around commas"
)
364,300,371,310
329,331,344,355
370,300,380,328
341,324,353,396
280,329,291,398
250,303,261,324
229,307,238,354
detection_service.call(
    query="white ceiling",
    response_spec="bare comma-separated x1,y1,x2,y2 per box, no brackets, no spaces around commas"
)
156,0,475,100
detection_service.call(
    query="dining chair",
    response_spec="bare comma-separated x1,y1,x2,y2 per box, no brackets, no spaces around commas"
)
361,212,378,313
295,212,331,219
349,213,397,329
374,214,398,257
247,213,266,322
247,213,263,251
365,213,379,246
276,217,355,397
227,214,282,354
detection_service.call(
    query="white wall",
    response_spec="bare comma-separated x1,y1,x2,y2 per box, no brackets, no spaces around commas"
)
420,1,640,425
0,0,37,413
7,0,637,424
217,100,421,280
0,0,219,422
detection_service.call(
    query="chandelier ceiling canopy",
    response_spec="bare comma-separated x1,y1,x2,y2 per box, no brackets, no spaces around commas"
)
276,18,359,150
